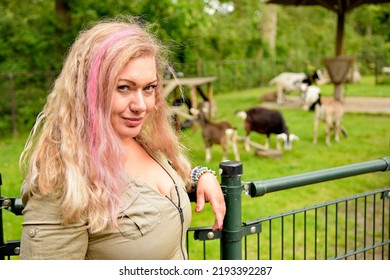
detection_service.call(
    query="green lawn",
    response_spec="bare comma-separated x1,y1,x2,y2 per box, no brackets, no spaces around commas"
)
184,79,390,259
318,75,390,97
184,82,390,228
1,76,389,259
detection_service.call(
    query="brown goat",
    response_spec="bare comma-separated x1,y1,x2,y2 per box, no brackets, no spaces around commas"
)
301,84,347,146
190,107,240,163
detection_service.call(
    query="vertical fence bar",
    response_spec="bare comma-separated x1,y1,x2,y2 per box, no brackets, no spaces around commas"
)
354,198,358,260
220,160,243,260
0,174,4,260
345,201,348,259
325,205,328,259
381,192,385,259
244,236,247,260
335,203,339,257
314,208,318,260
304,211,307,259
281,217,284,260
269,220,272,259
387,193,390,260
364,196,367,259
203,241,206,260
292,214,296,260
373,193,377,259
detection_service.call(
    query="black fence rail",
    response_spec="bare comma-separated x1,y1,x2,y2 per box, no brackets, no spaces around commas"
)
1,157,390,260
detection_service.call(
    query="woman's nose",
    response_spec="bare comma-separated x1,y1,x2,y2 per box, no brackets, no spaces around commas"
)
130,90,147,112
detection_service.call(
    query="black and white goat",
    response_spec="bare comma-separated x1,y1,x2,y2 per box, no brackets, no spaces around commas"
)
269,70,322,105
300,84,347,146
236,107,299,151
191,107,240,163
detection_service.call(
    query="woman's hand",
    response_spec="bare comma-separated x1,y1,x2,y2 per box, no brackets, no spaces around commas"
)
195,172,226,232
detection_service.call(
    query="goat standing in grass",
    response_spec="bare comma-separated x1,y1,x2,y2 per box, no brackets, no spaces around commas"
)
190,107,240,163
269,70,323,105
301,84,347,146
236,107,299,151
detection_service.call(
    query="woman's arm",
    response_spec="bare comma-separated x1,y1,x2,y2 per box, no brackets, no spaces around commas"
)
193,172,226,232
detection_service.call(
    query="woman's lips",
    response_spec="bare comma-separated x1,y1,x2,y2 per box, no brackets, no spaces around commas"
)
123,117,143,127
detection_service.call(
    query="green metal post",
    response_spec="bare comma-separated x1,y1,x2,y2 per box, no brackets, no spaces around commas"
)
220,160,243,260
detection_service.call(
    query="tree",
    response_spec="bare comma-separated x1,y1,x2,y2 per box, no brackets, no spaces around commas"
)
259,4,278,57
0,0,389,73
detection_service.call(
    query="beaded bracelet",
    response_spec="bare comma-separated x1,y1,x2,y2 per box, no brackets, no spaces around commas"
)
190,166,216,185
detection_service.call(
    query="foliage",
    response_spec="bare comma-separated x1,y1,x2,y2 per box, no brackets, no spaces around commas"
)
1,1,389,259
0,1,389,72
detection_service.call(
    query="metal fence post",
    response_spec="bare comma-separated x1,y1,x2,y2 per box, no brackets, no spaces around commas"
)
220,160,243,260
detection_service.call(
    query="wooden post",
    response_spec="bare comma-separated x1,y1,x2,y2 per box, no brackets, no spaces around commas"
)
189,86,198,132
189,85,197,109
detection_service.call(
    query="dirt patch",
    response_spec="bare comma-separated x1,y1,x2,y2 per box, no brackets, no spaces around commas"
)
261,96,390,115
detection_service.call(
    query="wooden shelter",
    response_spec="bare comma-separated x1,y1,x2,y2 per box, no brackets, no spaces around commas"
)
163,76,217,106
163,76,217,129
267,0,390,100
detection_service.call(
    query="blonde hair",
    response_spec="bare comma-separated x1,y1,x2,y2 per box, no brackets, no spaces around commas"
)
20,17,191,232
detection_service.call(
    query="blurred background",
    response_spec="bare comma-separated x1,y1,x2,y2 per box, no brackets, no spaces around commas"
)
1,0,389,136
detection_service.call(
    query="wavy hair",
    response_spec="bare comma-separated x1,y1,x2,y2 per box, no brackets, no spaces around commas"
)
20,17,191,232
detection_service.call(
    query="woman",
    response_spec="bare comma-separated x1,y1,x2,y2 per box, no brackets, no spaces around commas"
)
19,17,225,260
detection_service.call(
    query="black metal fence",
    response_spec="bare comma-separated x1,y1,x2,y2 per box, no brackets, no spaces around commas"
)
1,157,389,260
241,187,390,260
186,157,390,260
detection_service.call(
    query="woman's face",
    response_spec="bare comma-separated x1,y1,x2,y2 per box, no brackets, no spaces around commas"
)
111,55,157,142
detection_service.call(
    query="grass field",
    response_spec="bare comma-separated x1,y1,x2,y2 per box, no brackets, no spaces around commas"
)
1,75,389,259
183,77,389,259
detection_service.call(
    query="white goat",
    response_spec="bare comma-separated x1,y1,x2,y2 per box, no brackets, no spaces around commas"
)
190,107,240,163
269,70,322,105
301,84,347,146
300,83,321,109
382,67,390,74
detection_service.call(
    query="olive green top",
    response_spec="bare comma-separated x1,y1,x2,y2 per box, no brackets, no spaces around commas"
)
20,157,191,260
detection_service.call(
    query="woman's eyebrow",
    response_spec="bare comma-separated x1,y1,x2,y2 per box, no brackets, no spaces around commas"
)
117,78,135,84
117,78,158,85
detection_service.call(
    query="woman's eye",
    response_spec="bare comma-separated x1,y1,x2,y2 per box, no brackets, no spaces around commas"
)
143,84,157,94
116,84,156,94
117,85,131,92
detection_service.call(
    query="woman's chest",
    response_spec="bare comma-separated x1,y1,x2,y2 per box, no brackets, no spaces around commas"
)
86,184,192,259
